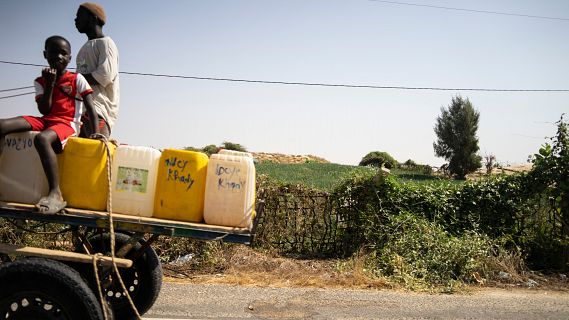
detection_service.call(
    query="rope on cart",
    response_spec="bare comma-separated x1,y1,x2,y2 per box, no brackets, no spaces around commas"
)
92,253,109,319
91,134,142,320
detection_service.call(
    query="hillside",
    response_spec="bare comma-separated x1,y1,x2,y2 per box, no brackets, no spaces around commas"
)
251,152,329,164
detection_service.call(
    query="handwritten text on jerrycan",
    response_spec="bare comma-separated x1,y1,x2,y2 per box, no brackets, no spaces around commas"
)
216,165,245,192
4,137,33,151
164,157,195,191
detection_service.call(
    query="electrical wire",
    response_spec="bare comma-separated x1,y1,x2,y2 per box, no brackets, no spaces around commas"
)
120,70,569,92
0,61,46,68
0,86,34,93
368,0,569,21
511,133,547,140
0,92,34,100
1,60,568,93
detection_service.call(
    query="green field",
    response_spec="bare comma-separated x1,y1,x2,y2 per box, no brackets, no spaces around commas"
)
255,162,376,191
256,162,455,191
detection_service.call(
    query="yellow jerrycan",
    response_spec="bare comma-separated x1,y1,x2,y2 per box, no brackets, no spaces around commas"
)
58,137,115,211
153,149,209,222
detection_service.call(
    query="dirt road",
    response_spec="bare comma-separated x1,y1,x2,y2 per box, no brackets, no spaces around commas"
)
145,281,569,319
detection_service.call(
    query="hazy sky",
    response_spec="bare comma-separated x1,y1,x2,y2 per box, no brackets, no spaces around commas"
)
0,0,567,166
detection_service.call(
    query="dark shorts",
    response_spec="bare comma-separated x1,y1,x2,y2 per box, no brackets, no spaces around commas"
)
79,114,110,138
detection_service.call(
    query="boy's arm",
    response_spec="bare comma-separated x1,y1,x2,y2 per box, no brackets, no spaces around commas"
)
36,68,57,115
83,73,99,86
83,94,100,137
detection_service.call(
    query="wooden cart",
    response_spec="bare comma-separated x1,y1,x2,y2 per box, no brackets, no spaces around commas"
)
0,202,257,320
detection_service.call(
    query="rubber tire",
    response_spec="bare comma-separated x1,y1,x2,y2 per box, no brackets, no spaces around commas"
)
0,254,11,264
78,233,162,320
0,257,105,320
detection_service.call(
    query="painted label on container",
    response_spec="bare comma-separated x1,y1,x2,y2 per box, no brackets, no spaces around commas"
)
215,164,246,192
4,136,34,151
116,166,148,193
163,156,195,191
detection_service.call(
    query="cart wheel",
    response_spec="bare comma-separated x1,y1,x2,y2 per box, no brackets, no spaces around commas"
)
0,257,105,320
80,233,162,320
0,254,11,264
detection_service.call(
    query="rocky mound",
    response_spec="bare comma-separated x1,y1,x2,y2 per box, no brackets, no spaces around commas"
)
252,152,329,164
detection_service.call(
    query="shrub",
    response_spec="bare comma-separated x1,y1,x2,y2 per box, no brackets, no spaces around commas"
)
331,170,556,269
420,164,433,175
399,159,433,175
201,144,219,156
183,146,201,152
221,141,247,152
183,141,247,156
527,115,569,269
359,151,398,169
373,212,496,291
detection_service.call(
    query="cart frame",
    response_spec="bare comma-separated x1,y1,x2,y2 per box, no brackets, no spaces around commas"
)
0,201,259,319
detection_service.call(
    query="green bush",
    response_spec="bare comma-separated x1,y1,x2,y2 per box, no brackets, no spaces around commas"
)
399,159,433,175
526,115,569,269
374,212,495,290
359,151,398,169
183,141,246,156
183,146,201,152
333,172,458,255
201,144,219,156
329,168,565,270
221,141,247,152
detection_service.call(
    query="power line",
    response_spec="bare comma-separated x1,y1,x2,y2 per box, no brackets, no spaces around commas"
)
0,61,46,68
121,70,569,92
368,0,569,21
511,133,546,140
1,60,568,93
0,86,34,93
0,92,34,100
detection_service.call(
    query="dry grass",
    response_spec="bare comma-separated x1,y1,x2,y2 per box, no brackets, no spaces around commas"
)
164,245,390,289
162,244,569,292
467,164,533,180
481,250,569,291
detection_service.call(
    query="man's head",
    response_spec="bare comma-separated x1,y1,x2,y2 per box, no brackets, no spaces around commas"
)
43,36,71,73
75,2,106,33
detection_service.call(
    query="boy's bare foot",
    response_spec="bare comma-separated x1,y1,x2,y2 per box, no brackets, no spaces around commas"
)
35,194,67,215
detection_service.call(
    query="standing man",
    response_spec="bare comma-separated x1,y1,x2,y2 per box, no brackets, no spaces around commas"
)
75,2,119,138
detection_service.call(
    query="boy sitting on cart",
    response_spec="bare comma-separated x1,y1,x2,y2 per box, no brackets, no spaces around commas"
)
0,35,99,214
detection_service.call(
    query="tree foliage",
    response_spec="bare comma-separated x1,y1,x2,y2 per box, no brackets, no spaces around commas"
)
201,144,219,156
529,115,569,267
433,96,482,179
359,151,398,169
220,141,247,152
183,141,246,156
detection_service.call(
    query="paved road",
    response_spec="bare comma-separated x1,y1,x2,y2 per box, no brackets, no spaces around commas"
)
144,281,569,319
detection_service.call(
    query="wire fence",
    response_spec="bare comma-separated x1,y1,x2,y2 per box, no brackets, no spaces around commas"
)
252,179,569,267
252,186,349,257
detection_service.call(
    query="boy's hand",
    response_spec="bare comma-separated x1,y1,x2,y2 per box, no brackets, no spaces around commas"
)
42,68,57,87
